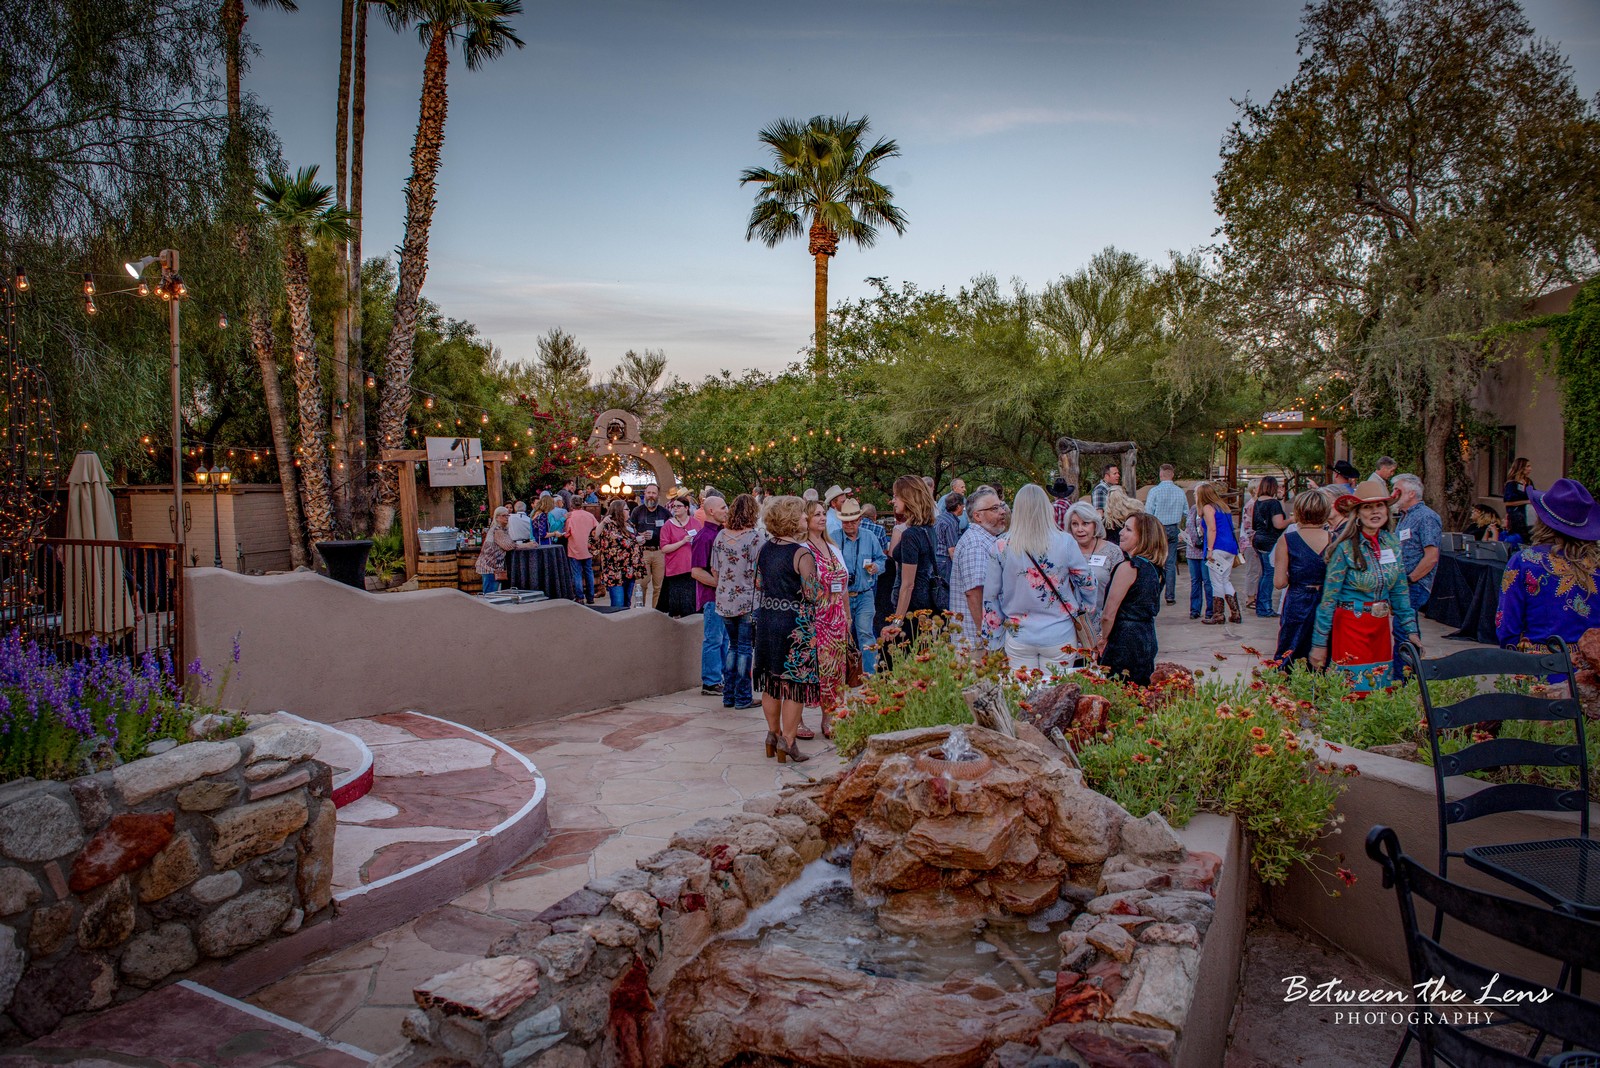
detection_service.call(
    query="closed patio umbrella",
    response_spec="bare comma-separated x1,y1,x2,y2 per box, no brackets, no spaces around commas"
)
62,451,135,646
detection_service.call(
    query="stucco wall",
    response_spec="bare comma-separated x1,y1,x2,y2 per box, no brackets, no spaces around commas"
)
1265,741,1594,988
1175,814,1247,1068
183,570,702,730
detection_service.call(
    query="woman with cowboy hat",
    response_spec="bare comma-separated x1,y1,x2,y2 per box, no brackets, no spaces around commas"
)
1495,477,1600,659
1308,478,1422,690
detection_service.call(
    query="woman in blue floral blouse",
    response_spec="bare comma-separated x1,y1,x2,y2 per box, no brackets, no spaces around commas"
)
1309,480,1421,691
1495,477,1600,660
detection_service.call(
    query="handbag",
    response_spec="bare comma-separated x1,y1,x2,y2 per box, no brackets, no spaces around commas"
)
1026,552,1098,657
845,638,864,687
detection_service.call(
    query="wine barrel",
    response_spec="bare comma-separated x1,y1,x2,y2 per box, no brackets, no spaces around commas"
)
417,550,458,590
457,548,482,594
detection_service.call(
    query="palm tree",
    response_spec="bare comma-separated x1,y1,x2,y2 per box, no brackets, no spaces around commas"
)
372,0,525,535
740,115,908,376
221,0,309,566
256,166,356,549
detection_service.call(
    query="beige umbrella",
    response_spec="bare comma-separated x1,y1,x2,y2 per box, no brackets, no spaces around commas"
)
62,451,135,645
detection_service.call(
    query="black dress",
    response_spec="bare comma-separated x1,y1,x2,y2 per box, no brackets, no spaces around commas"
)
1274,530,1327,666
1100,556,1160,686
1504,479,1534,540
753,541,820,705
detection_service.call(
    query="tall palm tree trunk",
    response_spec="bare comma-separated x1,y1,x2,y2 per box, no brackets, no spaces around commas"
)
285,240,335,545
347,0,368,526
808,220,838,377
223,0,308,565
329,0,355,532
373,25,449,535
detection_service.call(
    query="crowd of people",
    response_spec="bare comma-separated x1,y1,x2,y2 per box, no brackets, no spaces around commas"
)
476,452,1600,760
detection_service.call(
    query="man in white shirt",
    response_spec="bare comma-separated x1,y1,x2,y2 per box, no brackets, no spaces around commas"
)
507,501,534,543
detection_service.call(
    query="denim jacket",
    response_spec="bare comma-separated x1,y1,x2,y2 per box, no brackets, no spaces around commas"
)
839,528,886,596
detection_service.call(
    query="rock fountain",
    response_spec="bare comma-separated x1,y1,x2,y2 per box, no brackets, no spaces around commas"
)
381,724,1228,1068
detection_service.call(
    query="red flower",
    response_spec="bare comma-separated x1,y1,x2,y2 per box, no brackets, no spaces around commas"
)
1336,867,1357,888
1249,681,1265,691
913,679,930,692
1133,753,1152,764
1252,744,1274,757
1146,738,1163,748
1213,652,1228,661
1250,726,1267,740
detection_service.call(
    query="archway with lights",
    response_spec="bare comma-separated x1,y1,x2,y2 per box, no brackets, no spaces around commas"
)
580,410,678,497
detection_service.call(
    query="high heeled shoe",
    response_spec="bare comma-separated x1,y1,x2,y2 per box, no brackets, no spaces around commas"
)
764,732,778,759
774,738,810,764
794,724,815,740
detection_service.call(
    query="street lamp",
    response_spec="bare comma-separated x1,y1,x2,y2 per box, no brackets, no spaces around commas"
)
195,464,231,569
125,250,186,554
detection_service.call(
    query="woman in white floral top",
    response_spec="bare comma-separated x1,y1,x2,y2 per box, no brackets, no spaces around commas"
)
710,494,764,708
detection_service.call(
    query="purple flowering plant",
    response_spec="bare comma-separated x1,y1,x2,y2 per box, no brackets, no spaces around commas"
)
0,630,240,783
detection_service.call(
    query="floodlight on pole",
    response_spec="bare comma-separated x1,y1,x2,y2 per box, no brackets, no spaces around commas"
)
124,255,160,280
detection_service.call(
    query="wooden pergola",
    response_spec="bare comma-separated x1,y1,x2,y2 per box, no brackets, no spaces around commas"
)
1058,438,1139,493
380,449,511,578
1220,418,1341,491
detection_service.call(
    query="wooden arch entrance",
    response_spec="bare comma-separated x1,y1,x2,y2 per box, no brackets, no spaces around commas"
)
1058,437,1139,494
582,409,678,492
1219,417,1341,490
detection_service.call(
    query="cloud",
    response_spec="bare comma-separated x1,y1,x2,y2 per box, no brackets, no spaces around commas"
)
425,271,810,381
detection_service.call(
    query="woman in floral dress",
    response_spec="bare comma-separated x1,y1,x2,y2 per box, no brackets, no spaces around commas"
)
805,501,851,737
1309,480,1420,690
595,500,644,607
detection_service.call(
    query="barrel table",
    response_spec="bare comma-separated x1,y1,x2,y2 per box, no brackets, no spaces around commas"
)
457,547,482,593
417,550,458,590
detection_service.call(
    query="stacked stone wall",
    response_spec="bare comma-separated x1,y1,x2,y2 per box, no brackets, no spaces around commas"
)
0,720,336,1041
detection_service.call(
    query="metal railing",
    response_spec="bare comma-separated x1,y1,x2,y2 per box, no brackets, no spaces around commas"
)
9,538,185,678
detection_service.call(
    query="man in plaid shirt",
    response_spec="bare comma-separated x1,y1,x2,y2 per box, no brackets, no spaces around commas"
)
952,487,1009,653
1091,463,1121,514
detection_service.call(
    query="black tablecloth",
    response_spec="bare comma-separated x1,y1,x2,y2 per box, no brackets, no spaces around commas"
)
1423,551,1505,644
506,546,577,601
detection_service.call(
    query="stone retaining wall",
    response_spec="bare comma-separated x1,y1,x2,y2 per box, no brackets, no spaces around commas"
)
375,727,1237,1068
0,720,336,1042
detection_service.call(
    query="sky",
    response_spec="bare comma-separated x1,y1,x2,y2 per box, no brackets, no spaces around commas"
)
246,0,1600,383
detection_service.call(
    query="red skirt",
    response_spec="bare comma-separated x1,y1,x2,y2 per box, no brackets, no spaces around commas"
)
1330,605,1393,691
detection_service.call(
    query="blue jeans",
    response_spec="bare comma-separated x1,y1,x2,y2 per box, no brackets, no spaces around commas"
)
701,605,729,687
721,612,754,706
576,559,601,601
608,579,635,608
1256,548,1277,616
481,572,500,595
1162,524,1180,602
1188,554,1213,616
1392,587,1429,680
849,591,877,675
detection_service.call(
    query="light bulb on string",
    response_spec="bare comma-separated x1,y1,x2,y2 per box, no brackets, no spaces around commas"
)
217,312,228,329
424,396,434,409
82,273,95,296
12,268,27,291
137,282,149,297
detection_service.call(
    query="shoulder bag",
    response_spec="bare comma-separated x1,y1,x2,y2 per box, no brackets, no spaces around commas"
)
1026,551,1098,658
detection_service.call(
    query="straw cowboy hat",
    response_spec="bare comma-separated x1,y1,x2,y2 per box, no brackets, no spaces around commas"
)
835,498,865,523
1334,477,1401,514
1528,478,1600,541
822,485,851,507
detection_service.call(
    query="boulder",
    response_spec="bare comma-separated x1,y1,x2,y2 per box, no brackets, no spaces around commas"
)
1085,921,1137,962
1118,813,1184,863
139,831,201,903
535,932,595,981
28,901,73,956
0,924,22,1007
177,779,239,812
1110,945,1201,1032
69,810,175,893
112,741,240,806
119,922,198,986
191,870,243,905
77,876,136,949
905,806,1023,870
297,797,336,912
0,868,41,916
243,721,321,764
413,956,540,1021
1044,789,1126,864
68,777,112,833
8,950,116,1037
0,790,83,862
208,793,308,870
875,887,989,938
611,889,661,931
197,887,292,957
989,877,1062,914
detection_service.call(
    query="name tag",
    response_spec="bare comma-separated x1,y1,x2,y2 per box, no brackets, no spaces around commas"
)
654,519,664,527
1399,529,1412,541
1089,555,1107,567
830,581,843,594
1379,549,1397,564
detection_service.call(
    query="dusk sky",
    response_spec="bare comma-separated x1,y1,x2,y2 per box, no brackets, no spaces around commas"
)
247,1,1600,383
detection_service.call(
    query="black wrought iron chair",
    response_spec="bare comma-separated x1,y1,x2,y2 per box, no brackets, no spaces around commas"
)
1398,638,1595,922
1367,826,1600,1067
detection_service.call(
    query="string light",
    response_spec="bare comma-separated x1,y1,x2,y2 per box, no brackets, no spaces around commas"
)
81,273,95,297
217,312,228,329
12,269,27,292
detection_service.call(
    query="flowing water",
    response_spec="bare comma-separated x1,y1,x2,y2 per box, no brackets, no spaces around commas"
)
723,860,1072,992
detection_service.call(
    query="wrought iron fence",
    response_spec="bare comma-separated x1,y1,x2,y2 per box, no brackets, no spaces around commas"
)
7,539,185,678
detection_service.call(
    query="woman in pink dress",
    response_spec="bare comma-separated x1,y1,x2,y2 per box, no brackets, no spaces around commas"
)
805,501,851,738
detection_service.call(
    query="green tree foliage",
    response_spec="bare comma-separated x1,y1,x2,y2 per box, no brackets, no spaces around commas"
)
1214,0,1600,520
1240,430,1327,487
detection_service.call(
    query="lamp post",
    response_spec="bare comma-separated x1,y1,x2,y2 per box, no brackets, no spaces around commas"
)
195,464,231,569
125,250,185,555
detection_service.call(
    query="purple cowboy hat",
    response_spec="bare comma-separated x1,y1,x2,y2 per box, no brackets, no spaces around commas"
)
1527,478,1600,541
